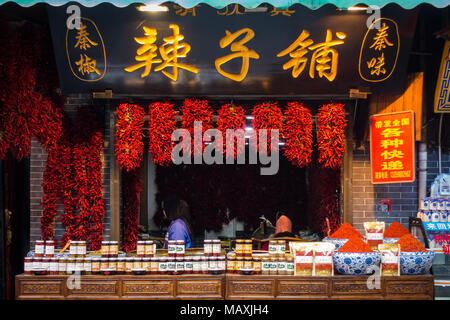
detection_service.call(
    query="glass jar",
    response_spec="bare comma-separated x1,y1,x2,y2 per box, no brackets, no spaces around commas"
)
235,256,244,272
168,240,177,257
47,258,57,275
244,240,252,257
201,256,209,274
75,258,84,273
117,258,125,274
268,240,277,256
159,257,168,274
213,240,221,257
218,256,226,273
142,258,151,273
91,258,101,274
100,257,109,271
84,257,92,275
184,256,193,274
145,240,154,258
204,240,212,257
244,257,253,270
253,257,261,275
133,257,142,270
109,241,119,257
58,257,67,275
137,241,145,257
108,258,117,271
277,240,286,256
24,257,33,275
235,239,244,257
45,240,55,258
41,257,50,272
101,241,109,258
192,256,201,274
209,256,218,272
78,241,86,257
176,256,184,274
150,257,159,274
66,258,75,274
167,258,176,274
69,241,78,258
34,240,45,258
125,257,134,273
261,257,270,275
286,255,294,276
277,257,286,275
227,254,236,273
269,257,278,275
176,240,185,257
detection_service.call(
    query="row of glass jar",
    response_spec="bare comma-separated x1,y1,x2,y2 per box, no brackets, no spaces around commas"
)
235,239,253,257
268,240,287,256
25,255,227,275
100,241,120,257
203,239,222,256
166,240,186,257
226,255,294,275
34,240,57,258
135,240,157,257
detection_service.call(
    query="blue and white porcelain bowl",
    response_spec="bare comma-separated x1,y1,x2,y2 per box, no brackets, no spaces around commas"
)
322,237,348,250
383,238,400,244
333,252,381,275
400,250,435,275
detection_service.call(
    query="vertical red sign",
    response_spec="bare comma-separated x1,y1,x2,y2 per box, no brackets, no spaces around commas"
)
370,111,415,184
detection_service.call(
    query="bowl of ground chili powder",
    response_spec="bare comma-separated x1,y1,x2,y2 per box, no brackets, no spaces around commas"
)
383,222,411,244
333,237,381,275
396,234,435,275
323,223,365,250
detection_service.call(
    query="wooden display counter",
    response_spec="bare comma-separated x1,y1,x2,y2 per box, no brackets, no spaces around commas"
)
15,274,434,300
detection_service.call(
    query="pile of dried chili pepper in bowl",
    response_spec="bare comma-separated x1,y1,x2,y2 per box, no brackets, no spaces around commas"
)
323,223,364,250
383,221,411,244
332,237,380,275
396,234,435,275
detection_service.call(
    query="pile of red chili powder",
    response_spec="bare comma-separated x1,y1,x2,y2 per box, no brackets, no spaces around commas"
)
337,237,374,253
329,223,364,239
384,221,410,238
396,233,427,252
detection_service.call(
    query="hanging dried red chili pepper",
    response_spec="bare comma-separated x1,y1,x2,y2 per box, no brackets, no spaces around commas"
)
122,167,143,252
251,102,283,155
217,103,246,160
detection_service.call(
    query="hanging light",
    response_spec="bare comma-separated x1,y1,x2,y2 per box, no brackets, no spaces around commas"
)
137,4,169,12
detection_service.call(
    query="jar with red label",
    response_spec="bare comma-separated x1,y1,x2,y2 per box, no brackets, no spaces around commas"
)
100,257,109,271
204,240,212,257
173,256,182,274
213,240,221,256
253,257,261,274
58,257,67,275
209,256,218,272
218,256,226,273
142,258,151,273
235,240,244,257
167,258,176,275
192,256,201,274
226,254,236,274
150,257,158,274
117,258,125,274
201,256,209,274
145,240,154,257
125,257,134,273
75,258,84,273
91,258,100,274
137,241,145,257
24,257,33,275
133,257,142,270
101,241,109,258
83,257,92,275
168,240,177,257
41,257,50,272
49,258,58,275
244,240,252,257
66,258,75,274
159,257,167,274
45,240,55,258
34,240,45,258
176,240,185,257
69,241,78,258
235,257,244,272
184,256,193,274
109,241,119,257
78,241,86,257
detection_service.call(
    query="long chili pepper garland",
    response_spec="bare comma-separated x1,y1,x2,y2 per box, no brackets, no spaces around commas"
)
115,103,145,171
283,102,313,167
122,167,143,252
148,102,178,166
181,98,214,158
217,104,246,160
251,102,283,155
316,103,347,169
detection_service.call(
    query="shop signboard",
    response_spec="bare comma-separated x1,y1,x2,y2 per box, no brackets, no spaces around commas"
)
434,39,450,113
370,110,415,184
47,2,417,95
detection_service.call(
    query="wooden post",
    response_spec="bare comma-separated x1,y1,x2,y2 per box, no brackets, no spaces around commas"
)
342,101,355,225
109,109,121,241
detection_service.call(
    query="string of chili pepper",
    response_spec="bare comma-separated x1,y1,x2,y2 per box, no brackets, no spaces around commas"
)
181,98,214,158
122,166,143,252
148,102,178,166
115,103,145,171
217,103,246,160
316,103,347,169
251,102,283,155
283,102,313,167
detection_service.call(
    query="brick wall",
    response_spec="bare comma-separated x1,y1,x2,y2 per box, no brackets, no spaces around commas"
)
426,146,450,191
29,94,111,249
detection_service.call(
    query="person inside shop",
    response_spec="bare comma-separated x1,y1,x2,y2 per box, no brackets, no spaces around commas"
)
261,212,295,251
162,195,193,249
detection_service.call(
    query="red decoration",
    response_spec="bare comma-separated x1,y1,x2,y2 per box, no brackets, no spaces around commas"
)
181,99,214,158
72,107,105,250
122,167,143,252
148,102,178,166
316,103,347,169
283,102,313,167
251,102,283,154
115,103,145,171
217,104,246,160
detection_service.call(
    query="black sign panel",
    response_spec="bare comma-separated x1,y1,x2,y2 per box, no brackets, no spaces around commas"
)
47,2,417,95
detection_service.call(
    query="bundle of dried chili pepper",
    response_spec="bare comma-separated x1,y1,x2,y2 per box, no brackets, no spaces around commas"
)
217,103,246,160
115,103,145,171
384,221,410,238
251,102,283,155
122,167,143,252
396,233,427,252
337,236,374,253
148,102,178,166
316,103,347,169
283,101,313,167
329,222,364,239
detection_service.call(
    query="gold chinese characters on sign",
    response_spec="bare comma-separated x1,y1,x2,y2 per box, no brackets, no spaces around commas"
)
66,18,106,82
359,18,400,82
125,24,198,81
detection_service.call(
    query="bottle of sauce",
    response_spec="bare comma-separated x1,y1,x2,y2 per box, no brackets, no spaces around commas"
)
261,257,270,275
100,257,109,273
145,240,154,258
78,241,87,257
244,257,253,270
84,257,92,275
209,256,218,273
286,255,294,276
101,241,109,258
137,241,145,258
235,239,243,257
142,257,150,274
133,257,142,270
34,240,45,258
277,256,286,275
167,258,176,275
218,256,226,273
75,258,84,273
49,258,58,275
184,256,193,274
226,254,235,274
125,257,134,273
58,257,67,275
41,257,49,273
66,258,75,274
204,240,212,257
110,241,119,257
117,258,125,274
244,240,252,257
213,240,221,257
201,256,209,274
150,257,158,274
269,257,278,275
45,240,55,258
235,256,244,273
159,257,168,274
69,241,78,258
176,256,184,275
24,257,33,275
168,240,177,257
268,240,277,256
193,256,201,274
253,257,261,275
277,240,286,256
176,240,185,257
91,258,101,274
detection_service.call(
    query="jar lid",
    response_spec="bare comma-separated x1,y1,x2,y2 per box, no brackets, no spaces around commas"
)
46,240,55,243
176,256,184,260
176,240,184,244
36,240,44,243
24,257,33,260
